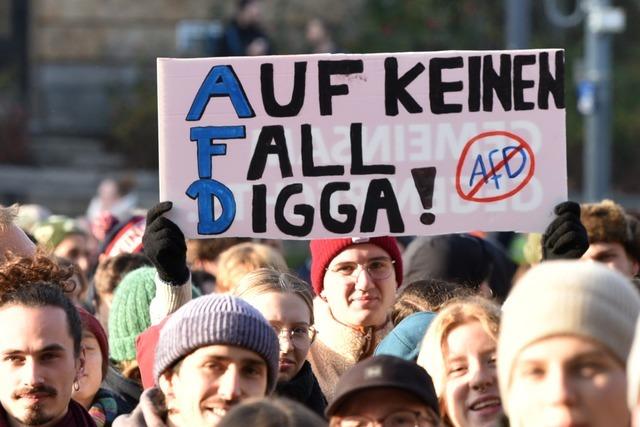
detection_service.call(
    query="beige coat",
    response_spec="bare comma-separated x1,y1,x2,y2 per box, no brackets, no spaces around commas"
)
308,297,392,402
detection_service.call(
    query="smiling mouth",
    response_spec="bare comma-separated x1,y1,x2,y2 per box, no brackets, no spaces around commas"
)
469,397,501,411
351,295,378,302
205,406,228,419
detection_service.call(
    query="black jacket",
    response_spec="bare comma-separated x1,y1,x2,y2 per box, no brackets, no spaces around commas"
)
275,361,327,418
102,365,142,414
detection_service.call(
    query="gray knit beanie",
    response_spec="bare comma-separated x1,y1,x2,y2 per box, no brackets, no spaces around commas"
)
154,294,280,394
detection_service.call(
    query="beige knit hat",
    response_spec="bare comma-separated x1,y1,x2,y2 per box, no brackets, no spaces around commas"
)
498,260,640,415
628,314,640,409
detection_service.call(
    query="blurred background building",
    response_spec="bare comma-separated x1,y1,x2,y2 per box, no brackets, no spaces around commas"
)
0,0,638,215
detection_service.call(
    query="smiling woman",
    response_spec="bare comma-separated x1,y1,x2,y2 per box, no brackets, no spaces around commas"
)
417,296,502,427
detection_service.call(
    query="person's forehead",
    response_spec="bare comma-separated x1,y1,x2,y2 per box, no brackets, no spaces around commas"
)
330,244,390,264
0,305,74,353
516,334,615,364
585,241,626,255
445,320,496,354
187,344,265,364
246,292,310,323
82,330,98,341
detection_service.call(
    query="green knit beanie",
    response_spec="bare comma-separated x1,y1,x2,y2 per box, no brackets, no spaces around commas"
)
32,215,84,249
109,267,156,362
108,266,201,362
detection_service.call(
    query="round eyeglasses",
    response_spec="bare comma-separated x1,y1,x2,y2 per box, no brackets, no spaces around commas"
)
271,325,317,347
326,258,396,281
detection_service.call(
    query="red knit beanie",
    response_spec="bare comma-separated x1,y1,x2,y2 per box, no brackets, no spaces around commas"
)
310,237,403,295
77,306,109,380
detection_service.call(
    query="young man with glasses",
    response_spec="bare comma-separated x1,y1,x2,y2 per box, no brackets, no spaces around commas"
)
308,237,403,401
327,355,440,427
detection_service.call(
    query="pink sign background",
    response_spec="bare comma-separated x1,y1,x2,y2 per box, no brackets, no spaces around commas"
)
157,49,566,239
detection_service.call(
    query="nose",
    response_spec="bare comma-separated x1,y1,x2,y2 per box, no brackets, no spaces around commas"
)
545,366,577,407
216,364,242,401
278,331,294,353
354,266,375,291
77,255,90,274
470,362,495,391
22,358,45,387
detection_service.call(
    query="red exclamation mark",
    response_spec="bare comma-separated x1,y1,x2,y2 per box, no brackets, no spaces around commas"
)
411,167,437,225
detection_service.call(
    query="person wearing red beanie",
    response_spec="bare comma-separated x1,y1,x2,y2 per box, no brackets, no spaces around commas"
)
74,307,131,426
307,236,403,401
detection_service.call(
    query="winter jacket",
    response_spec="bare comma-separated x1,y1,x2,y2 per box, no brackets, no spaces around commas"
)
308,297,393,401
275,360,327,417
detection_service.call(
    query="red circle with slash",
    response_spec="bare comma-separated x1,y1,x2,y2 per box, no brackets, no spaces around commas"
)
455,130,535,203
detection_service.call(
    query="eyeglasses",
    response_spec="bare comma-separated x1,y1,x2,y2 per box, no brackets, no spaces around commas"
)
271,325,317,347
326,259,396,281
333,410,438,427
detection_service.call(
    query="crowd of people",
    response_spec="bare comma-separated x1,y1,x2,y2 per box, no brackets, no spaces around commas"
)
0,191,639,427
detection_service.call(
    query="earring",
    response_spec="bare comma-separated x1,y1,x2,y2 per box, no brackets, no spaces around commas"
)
73,380,80,392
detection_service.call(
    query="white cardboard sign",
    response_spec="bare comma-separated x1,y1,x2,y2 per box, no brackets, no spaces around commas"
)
157,50,566,239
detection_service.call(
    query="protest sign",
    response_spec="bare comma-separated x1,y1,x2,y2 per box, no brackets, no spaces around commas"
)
157,49,566,239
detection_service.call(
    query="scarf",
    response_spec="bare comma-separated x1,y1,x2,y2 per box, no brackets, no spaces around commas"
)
88,388,120,427
309,296,393,401
275,361,327,417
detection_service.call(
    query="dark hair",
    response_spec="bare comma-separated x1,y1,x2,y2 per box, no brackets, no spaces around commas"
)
0,282,82,356
191,270,216,294
186,237,251,263
392,279,473,326
94,252,151,297
237,0,259,11
217,397,327,427
0,250,75,294
54,256,88,300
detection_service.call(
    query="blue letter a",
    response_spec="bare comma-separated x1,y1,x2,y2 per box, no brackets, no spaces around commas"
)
186,65,255,121
469,154,488,187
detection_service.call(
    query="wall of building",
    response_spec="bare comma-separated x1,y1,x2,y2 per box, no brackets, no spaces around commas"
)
27,0,363,134
29,0,225,134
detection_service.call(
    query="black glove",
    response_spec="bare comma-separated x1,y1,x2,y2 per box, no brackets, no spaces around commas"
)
541,201,589,260
142,201,190,285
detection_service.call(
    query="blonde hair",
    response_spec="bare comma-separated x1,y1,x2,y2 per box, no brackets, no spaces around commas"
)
0,205,18,232
116,359,141,383
417,296,501,413
216,242,288,293
233,268,314,324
